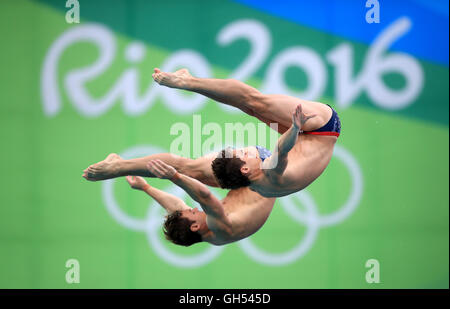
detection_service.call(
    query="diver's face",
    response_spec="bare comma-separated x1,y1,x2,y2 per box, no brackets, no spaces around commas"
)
181,208,202,222
234,147,258,160
234,147,261,172
181,208,204,233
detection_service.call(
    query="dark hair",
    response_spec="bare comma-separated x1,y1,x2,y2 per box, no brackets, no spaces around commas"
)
163,210,202,247
211,149,251,189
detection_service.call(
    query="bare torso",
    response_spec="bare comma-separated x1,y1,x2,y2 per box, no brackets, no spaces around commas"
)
198,134,337,245
204,187,276,245
250,134,337,198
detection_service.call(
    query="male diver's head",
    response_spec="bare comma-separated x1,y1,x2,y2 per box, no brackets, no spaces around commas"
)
211,147,261,189
163,208,205,246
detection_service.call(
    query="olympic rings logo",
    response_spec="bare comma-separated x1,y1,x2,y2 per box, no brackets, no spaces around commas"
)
102,144,363,268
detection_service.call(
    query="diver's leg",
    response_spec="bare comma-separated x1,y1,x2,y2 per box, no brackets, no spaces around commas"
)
153,68,332,132
83,152,219,187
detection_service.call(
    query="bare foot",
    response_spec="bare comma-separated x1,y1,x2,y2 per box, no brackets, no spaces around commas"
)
152,68,192,89
82,153,123,181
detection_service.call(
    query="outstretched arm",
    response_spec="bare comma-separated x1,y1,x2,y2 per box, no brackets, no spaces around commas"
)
264,104,316,178
147,160,229,221
126,176,190,214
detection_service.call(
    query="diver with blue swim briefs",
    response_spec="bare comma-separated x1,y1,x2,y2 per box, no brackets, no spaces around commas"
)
150,68,341,198
86,68,341,198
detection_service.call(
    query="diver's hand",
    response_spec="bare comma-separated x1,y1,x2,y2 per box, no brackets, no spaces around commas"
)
146,160,177,180
293,104,316,130
126,175,149,190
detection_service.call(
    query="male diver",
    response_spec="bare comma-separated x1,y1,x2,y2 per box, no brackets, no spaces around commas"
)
124,161,275,246
84,69,341,198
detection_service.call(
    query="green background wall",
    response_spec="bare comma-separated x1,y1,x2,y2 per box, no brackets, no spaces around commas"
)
0,0,448,288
